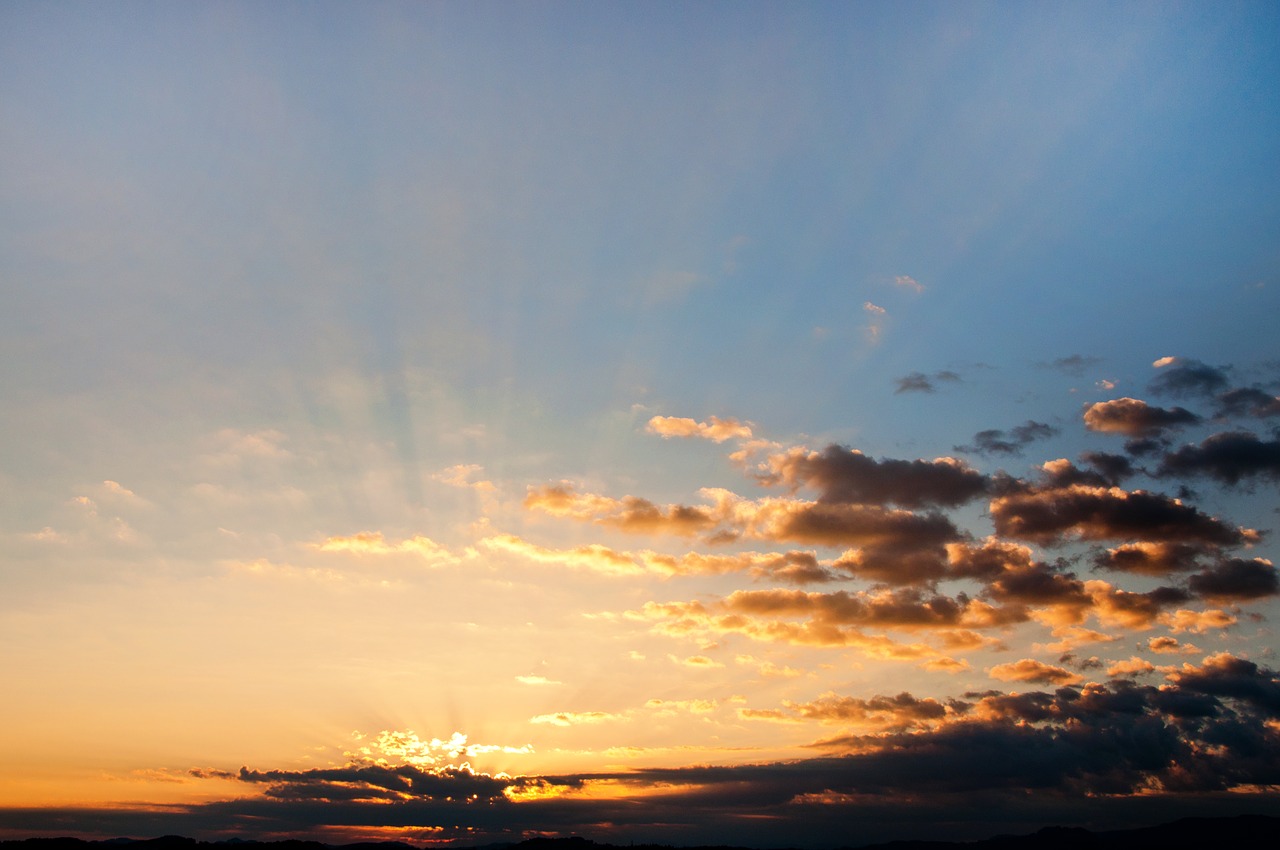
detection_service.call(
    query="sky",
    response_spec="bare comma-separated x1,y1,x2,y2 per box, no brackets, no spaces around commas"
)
2,1,1280,847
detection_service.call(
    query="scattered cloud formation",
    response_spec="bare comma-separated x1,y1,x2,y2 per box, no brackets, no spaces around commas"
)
5,0,1280,842
894,370,963,394
956,420,1058,456
1041,354,1102,377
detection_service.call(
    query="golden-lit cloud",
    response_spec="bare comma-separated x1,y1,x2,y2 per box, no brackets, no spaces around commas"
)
1159,608,1237,634
433,463,497,492
1082,397,1199,436
529,711,627,727
1106,656,1157,677
316,531,465,566
988,659,1083,685
1148,636,1200,655
646,415,753,443
480,533,646,576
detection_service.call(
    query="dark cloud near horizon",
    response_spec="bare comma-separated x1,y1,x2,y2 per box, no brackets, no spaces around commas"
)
955,420,1058,457
237,658,1280,812
235,764,522,804
4,659,1280,848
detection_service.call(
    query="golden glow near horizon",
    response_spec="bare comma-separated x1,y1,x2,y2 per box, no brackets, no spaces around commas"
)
3,2,1280,846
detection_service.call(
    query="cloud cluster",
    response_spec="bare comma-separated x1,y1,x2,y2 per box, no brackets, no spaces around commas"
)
84,652,1271,846
28,355,1277,846
516,364,1278,668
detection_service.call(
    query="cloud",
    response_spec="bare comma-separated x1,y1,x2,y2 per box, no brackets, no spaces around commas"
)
1157,431,1280,486
1149,357,1231,398
639,548,839,584
18,658,1280,845
525,484,719,537
1148,636,1199,655
1082,397,1200,437
646,415,753,443
529,711,626,727
759,445,989,508
1159,608,1237,634
1187,558,1279,602
731,497,962,549
894,275,924,293
1106,656,1157,677
516,675,562,686
988,659,1083,685
645,698,719,715
433,464,497,492
955,420,1058,457
480,533,647,577
675,655,724,668
316,532,463,565
1214,387,1280,419
1040,354,1102,376
1094,541,1209,575
783,691,957,728
863,302,887,341
894,370,961,394
989,483,1255,547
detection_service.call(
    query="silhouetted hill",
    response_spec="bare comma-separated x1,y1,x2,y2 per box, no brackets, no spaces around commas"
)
3,816,1277,850
838,814,1278,850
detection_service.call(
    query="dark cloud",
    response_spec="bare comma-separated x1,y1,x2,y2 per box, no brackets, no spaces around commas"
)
990,484,1255,547
1157,431,1280,486
1124,436,1173,456
7,661,1280,847
719,586,985,631
784,691,960,725
986,563,1089,608
1214,387,1280,419
1093,542,1210,576
1188,558,1280,602
831,541,952,586
894,370,961,394
763,445,989,507
746,501,961,549
1040,354,1102,377
895,372,936,394
1083,398,1200,437
1172,653,1280,714
1079,451,1135,484
235,764,517,803
1149,358,1231,398
956,421,1058,457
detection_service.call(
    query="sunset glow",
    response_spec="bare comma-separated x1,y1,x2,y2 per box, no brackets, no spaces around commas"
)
3,2,1280,848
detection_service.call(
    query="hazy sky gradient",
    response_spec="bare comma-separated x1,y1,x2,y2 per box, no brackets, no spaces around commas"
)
3,1,1280,846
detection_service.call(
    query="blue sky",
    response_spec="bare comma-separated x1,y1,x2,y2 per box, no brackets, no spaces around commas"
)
3,2,1280,847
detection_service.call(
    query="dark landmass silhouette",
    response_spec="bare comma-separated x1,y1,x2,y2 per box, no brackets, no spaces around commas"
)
2,816,1278,850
